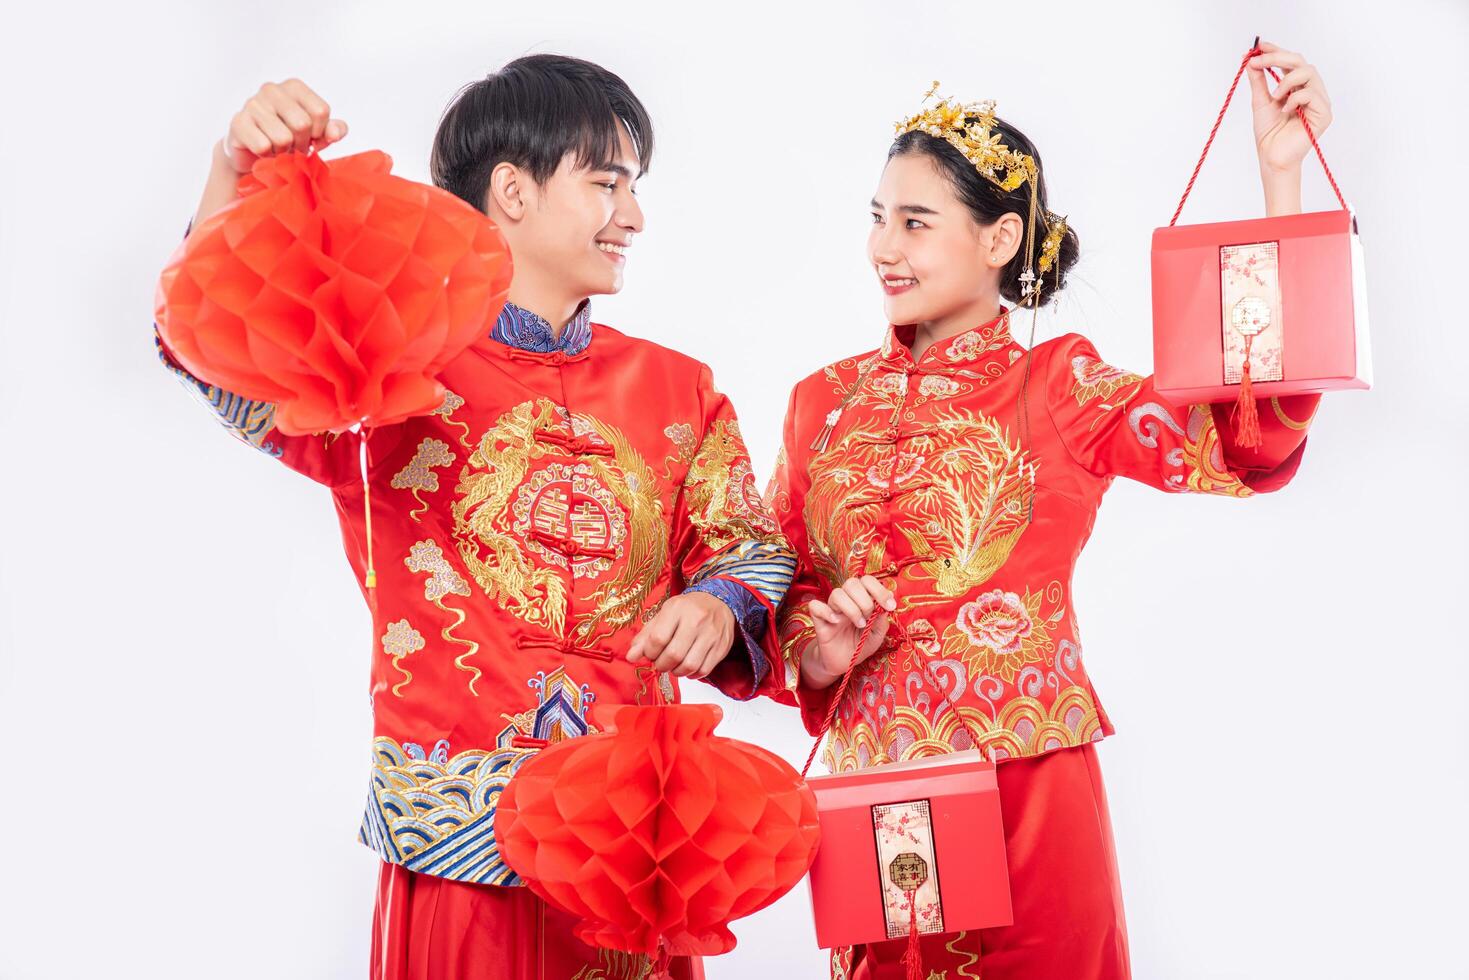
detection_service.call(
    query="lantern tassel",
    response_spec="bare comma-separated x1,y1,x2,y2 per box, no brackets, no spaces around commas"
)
651,942,673,980
360,426,377,588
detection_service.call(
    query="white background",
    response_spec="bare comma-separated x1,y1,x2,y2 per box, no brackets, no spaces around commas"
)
2,1,1466,977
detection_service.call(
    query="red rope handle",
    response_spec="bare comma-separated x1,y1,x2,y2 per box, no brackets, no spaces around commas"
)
800,615,878,777
1170,41,1347,227
800,612,985,778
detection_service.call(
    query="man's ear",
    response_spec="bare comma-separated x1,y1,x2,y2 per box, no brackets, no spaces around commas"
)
486,161,529,221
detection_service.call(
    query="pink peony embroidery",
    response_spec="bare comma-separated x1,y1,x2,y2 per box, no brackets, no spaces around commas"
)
955,591,1034,657
919,375,960,398
866,452,926,488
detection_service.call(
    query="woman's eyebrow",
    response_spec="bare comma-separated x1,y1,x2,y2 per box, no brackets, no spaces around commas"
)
871,199,939,215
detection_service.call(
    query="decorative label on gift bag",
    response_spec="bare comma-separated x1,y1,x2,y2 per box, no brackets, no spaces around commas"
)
872,800,945,939
1220,241,1285,385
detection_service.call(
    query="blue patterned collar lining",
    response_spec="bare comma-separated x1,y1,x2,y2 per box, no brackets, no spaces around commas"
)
490,300,594,354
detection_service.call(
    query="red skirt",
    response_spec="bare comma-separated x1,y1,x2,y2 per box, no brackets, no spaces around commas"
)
837,743,1131,980
371,862,705,980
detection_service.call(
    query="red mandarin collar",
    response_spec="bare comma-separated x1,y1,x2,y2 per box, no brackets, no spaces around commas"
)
877,308,1022,376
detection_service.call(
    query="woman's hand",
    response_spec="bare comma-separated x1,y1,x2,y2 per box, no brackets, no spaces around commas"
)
801,576,896,690
1248,41,1333,216
221,79,349,174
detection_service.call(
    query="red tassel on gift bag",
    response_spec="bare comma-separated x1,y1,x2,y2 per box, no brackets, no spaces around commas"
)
1152,41,1370,431
1231,332,1263,449
901,888,923,980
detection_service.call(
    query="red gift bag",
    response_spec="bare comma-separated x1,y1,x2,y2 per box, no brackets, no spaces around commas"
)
1152,44,1370,417
800,617,1013,963
805,751,1012,950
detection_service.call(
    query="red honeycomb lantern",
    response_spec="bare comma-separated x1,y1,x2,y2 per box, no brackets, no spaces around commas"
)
154,149,513,435
495,703,821,959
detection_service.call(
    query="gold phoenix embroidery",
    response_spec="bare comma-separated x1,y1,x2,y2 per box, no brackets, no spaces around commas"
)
804,407,1034,596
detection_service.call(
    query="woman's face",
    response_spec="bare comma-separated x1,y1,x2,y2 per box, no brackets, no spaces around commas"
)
867,152,1014,327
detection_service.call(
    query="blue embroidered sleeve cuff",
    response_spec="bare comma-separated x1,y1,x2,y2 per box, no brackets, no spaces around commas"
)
155,330,285,456
684,575,772,701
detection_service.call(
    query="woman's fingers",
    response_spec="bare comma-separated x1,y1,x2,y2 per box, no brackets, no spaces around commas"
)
1246,65,1272,105
828,588,867,627
1280,86,1316,116
840,578,879,619
857,574,897,611
1249,48,1304,73
859,611,891,658
1269,66,1315,104
808,598,843,628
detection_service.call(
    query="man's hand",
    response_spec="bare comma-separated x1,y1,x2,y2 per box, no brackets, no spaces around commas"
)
222,78,349,175
627,592,736,679
192,79,349,234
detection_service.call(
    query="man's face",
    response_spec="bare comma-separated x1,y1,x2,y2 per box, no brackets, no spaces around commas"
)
513,124,644,301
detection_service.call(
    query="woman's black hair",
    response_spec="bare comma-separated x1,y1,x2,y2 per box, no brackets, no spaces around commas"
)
888,117,1079,307
431,54,654,214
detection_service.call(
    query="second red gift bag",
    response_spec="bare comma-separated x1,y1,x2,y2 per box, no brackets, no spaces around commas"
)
1152,43,1370,408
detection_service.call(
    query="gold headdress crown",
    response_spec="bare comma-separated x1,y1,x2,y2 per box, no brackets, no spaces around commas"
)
895,82,1067,302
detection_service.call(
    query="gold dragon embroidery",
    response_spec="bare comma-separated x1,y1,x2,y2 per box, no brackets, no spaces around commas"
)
451,399,669,645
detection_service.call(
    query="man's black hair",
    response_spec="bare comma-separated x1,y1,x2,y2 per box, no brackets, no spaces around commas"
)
431,53,654,214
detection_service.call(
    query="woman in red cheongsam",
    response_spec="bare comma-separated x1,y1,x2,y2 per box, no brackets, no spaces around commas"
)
766,41,1332,980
